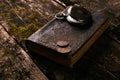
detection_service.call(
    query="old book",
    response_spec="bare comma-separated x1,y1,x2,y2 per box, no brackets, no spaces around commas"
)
26,7,109,67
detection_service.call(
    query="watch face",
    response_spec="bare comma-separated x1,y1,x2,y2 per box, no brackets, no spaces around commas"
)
66,5,92,26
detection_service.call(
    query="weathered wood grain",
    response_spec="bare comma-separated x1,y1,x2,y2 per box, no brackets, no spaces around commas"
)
21,0,64,20
0,25,48,79
0,0,64,79
60,0,120,13
0,0,120,79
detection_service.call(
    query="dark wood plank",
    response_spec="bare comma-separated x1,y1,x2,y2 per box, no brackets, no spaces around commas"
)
0,25,48,80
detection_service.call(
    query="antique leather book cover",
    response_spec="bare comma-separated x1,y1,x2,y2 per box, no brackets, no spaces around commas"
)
26,7,109,67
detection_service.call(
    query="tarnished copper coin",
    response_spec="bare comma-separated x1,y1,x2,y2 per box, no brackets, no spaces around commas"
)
57,46,71,54
57,41,69,47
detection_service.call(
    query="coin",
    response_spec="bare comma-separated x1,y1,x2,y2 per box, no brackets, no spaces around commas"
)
57,40,69,47
57,46,71,54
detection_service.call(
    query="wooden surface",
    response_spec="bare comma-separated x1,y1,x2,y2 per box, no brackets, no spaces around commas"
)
0,0,63,79
0,0,120,79
0,25,48,80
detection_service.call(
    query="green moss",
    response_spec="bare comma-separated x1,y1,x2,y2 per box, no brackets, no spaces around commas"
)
9,22,40,43
0,1,45,44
